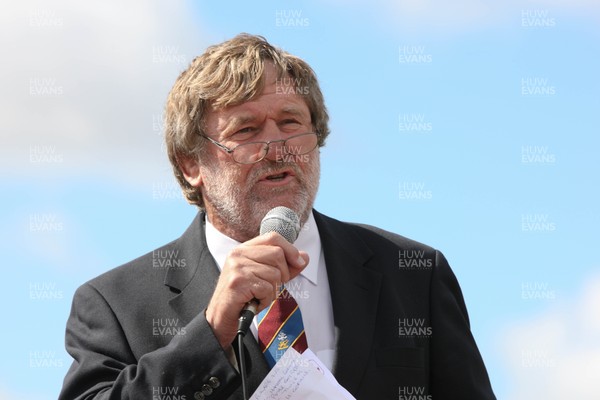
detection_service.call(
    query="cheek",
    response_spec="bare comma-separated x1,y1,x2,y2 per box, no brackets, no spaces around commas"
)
219,162,254,188
304,152,320,171
202,149,243,175
237,163,256,180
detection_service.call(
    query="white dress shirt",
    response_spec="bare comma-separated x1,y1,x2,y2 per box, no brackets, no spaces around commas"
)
205,211,336,370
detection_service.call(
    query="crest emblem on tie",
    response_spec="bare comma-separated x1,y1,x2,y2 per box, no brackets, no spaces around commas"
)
276,332,290,350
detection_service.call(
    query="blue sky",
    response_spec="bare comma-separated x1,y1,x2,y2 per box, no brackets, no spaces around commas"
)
1,1,599,399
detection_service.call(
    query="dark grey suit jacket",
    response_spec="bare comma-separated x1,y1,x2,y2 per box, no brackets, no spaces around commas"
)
59,210,495,399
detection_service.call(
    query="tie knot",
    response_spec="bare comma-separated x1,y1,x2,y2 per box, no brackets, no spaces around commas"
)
276,287,294,302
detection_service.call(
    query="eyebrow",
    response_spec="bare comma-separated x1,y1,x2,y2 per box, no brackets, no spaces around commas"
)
220,115,257,136
280,106,305,117
219,105,311,137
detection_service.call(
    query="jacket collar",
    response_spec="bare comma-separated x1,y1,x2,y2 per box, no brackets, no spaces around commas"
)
162,212,220,325
163,212,208,293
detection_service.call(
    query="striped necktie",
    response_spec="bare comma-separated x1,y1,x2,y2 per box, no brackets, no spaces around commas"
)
257,286,308,367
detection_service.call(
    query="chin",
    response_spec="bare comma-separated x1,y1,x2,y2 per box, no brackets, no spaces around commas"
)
251,182,318,223
254,196,310,220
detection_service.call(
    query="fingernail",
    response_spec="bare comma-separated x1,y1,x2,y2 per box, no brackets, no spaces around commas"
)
297,256,306,267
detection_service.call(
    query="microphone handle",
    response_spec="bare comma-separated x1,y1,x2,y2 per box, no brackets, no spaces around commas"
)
237,298,259,336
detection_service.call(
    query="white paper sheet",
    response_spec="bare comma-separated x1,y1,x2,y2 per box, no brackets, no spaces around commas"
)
250,348,356,400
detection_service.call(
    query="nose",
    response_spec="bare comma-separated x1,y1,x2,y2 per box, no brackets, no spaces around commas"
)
262,120,286,161
264,139,287,162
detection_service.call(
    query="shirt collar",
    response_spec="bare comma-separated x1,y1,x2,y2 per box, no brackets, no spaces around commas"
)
205,210,322,286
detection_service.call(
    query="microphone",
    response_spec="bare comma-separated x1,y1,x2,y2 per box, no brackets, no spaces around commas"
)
259,206,301,243
237,206,301,336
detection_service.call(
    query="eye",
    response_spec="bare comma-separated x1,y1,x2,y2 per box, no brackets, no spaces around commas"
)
231,126,257,138
280,119,303,130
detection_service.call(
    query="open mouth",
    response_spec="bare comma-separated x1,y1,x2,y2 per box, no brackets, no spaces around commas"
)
260,169,295,183
265,172,289,181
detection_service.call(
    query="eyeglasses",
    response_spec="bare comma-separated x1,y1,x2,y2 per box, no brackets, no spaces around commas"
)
200,132,319,164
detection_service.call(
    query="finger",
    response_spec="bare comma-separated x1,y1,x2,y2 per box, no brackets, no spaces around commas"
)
229,244,291,283
223,257,282,302
243,231,308,269
288,251,309,281
246,278,278,311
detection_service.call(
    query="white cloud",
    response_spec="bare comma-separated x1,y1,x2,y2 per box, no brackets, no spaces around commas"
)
323,0,599,36
501,273,600,399
0,0,209,187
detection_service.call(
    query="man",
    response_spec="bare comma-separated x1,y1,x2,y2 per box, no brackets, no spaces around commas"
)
60,34,495,399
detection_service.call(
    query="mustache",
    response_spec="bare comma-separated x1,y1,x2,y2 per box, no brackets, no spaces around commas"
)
247,160,303,183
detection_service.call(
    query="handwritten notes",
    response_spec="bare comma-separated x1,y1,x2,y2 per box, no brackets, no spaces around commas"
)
251,349,355,400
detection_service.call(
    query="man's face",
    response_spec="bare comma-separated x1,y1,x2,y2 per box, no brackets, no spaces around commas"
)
194,64,320,242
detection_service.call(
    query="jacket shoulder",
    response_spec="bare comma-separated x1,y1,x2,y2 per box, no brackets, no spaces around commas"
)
82,212,205,300
315,210,437,253
348,222,436,252
84,239,179,296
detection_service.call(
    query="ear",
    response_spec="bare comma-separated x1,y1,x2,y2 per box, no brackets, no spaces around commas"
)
178,155,203,187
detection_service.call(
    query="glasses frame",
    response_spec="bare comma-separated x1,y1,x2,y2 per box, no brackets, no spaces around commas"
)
199,132,320,165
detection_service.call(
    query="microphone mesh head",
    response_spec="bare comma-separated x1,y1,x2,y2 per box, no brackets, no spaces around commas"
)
259,206,301,244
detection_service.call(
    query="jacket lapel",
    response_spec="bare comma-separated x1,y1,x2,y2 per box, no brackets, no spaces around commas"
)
314,210,382,395
163,212,217,323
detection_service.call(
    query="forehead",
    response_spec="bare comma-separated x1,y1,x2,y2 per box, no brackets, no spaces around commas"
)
206,88,311,133
204,61,311,133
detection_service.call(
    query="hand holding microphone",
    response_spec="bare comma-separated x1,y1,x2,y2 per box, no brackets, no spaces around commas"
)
205,207,308,349
238,207,303,336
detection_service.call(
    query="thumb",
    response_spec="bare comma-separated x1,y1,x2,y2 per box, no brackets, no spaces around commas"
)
289,251,309,280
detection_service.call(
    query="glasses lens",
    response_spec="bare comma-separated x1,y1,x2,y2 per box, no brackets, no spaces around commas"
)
230,133,318,164
232,142,269,164
284,133,318,155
